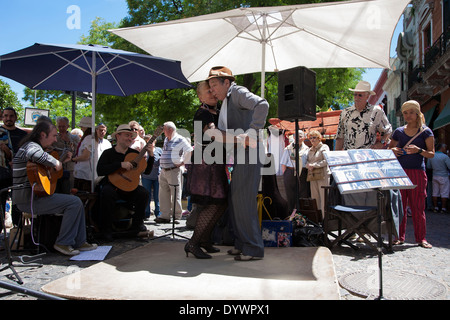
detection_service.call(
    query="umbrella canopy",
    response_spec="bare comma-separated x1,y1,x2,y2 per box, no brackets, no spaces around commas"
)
0,42,192,191
111,0,410,97
0,43,191,96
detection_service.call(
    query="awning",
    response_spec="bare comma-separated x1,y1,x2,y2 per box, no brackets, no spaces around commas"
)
434,100,450,130
423,104,437,126
269,110,342,137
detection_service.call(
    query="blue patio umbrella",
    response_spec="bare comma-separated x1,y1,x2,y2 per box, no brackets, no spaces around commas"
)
0,43,192,191
0,43,191,96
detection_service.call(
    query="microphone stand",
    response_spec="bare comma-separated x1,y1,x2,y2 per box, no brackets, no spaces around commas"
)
151,183,189,240
0,186,44,285
0,186,64,299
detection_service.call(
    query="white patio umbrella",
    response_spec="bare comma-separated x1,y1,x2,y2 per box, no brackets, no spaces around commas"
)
111,0,410,98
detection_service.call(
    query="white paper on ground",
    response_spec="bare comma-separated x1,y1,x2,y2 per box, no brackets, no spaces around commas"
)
70,246,112,261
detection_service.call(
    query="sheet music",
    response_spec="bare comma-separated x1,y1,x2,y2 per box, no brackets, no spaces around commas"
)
70,246,112,261
324,149,415,194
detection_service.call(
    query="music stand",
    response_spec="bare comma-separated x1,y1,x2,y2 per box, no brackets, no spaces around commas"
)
0,187,44,285
152,183,189,240
375,189,387,300
324,149,415,300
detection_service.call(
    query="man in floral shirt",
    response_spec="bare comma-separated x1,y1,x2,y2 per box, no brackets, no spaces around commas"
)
335,81,392,208
335,81,392,151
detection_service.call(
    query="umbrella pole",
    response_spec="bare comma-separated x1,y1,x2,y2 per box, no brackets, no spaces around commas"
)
91,53,97,193
261,15,267,99
71,92,76,129
261,56,265,99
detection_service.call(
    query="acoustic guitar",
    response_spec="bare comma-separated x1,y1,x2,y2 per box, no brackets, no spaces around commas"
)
26,151,63,196
109,126,164,192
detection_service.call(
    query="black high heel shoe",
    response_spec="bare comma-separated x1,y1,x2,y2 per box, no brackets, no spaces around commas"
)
184,243,212,259
200,243,220,253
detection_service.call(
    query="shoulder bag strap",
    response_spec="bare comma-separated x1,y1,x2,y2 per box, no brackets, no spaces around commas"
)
405,126,425,146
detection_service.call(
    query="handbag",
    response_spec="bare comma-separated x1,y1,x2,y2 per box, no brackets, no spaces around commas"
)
293,225,325,247
290,212,324,247
307,167,324,181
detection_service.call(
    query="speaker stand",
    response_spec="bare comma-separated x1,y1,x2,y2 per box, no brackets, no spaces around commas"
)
294,119,301,211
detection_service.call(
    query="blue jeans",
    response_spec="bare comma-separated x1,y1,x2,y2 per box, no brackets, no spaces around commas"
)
142,177,160,218
17,193,86,248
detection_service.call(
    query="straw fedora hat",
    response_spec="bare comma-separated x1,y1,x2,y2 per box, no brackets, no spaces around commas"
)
206,66,236,81
349,81,376,96
77,116,92,128
112,124,137,140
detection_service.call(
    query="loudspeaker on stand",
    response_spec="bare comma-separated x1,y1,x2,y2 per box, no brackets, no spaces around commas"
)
278,66,316,121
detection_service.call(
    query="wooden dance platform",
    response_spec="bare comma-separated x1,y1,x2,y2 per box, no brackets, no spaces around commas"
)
42,242,340,300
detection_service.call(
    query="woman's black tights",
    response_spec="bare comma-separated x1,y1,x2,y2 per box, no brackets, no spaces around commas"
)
189,204,227,246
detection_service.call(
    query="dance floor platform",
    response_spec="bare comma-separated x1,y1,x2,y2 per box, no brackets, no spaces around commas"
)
42,242,340,300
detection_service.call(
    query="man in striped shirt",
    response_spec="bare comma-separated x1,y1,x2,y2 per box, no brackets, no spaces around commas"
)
155,121,193,224
12,120,97,256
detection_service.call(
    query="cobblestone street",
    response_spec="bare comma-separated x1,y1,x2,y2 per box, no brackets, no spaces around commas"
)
0,208,448,300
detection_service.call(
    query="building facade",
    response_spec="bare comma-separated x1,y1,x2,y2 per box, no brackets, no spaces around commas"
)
385,0,450,146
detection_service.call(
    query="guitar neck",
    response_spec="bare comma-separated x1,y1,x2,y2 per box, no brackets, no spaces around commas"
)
131,131,160,164
52,146,71,162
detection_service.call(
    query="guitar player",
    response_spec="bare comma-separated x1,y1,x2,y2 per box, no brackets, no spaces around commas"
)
95,124,154,242
11,120,97,256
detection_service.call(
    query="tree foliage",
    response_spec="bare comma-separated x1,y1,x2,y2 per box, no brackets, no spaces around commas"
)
0,79,23,122
22,88,92,128
79,17,118,47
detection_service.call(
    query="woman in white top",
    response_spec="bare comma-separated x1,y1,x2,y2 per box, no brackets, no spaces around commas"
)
72,118,99,192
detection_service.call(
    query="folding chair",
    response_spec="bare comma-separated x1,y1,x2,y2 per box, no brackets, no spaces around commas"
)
322,185,395,252
326,204,378,250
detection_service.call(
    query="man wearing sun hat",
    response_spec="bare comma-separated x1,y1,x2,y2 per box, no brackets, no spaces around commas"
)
336,80,392,151
95,124,154,241
207,66,269,261
335,81,394,210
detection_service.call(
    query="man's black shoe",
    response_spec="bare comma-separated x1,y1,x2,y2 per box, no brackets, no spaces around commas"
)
154,217,171,223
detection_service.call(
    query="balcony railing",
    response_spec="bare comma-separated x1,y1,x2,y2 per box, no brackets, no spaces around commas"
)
408,26,450,88
424,26,450,70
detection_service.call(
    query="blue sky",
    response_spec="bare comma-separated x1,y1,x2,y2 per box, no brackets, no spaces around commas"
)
0,0,128,104
1,0,403,106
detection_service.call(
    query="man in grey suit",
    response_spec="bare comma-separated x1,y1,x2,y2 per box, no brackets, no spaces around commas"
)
207,66,269,261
